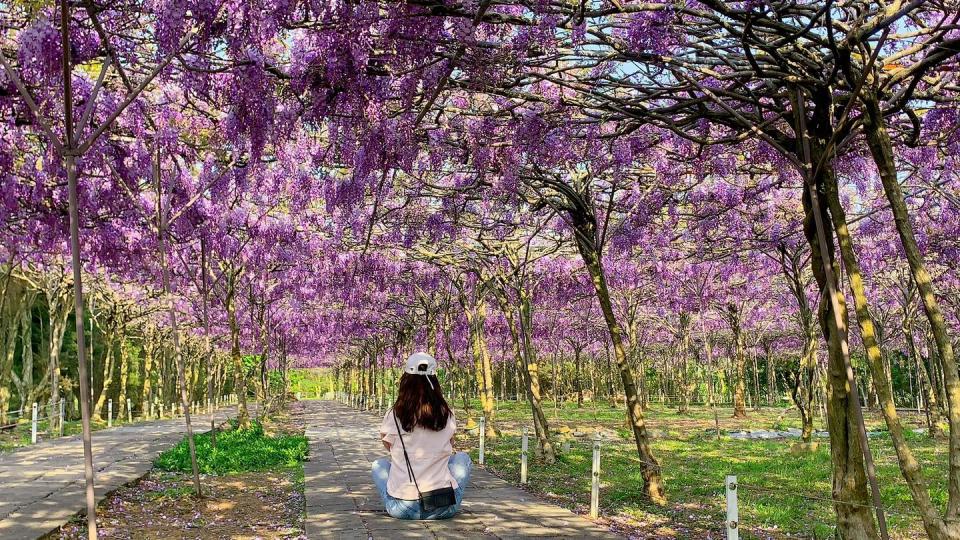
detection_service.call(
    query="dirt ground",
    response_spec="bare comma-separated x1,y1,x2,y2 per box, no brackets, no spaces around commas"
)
46,407,307,540
48,469,305,540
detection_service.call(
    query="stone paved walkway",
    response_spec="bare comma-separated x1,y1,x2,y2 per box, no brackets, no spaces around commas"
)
0,406,240,539
303,400,622,539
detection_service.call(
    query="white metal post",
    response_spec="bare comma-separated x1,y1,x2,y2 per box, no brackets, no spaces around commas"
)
521,427,529,484
31,402,38,444
726,475,739,540
590,434,601,519
108,399,113,427
160,403,165,419
59,398,65,437
479,416,486,466
127,399,132,423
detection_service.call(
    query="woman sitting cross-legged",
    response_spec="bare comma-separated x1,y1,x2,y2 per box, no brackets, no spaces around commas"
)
371,352,472,520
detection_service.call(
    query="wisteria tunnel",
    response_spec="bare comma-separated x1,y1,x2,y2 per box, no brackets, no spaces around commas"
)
1,1,959,539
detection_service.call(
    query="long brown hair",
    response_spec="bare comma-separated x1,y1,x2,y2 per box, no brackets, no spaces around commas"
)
394,373,451,432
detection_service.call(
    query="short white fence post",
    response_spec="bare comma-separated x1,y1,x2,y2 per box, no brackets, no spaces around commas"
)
127,398,133,423
160,403,165,419
590,434,601,519
31,403,38,444
108,399,113,427
478,416,486,466
59,398,65,436
521,427,529,484
726,475,739,540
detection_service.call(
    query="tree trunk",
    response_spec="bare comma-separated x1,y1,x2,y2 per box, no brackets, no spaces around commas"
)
142,336,155,418
118,337,129,422
863,94,960,521
8,288,36,414
766,342,775,406
825,164,954,538
464,298,498,437
46,291,70,414
498,289,555,464
200,240,215,413
227,276,250,429
94,339,116,421
0,298,21,424
572,221,665,504
751,349,762,411
908,325,943,438
801,159,877,539
678,313,691,414
797,330,818,443
574,345,584,407
728,305,748,418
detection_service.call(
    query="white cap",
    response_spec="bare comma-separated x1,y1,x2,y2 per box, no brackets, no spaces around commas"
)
404,352,437,376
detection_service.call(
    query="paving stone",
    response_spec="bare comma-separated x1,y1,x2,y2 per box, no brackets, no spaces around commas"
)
302,400,621,539
0,407,243,538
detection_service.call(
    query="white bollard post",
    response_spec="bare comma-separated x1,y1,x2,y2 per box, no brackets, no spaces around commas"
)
725,475,739,540
31,402,38,444
590,434,601,519
160,403,165,419
108,399,113,427
296,392,302,401
479,416,486,466
59,398,65,437
127,398,133,423
521,427,529,484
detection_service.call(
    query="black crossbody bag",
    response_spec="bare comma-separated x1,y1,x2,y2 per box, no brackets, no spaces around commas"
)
393,412,457,512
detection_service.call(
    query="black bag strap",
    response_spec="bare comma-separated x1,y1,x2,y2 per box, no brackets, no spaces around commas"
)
393,410,423,500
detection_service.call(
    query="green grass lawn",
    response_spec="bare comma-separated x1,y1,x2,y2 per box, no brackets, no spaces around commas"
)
452,399,943,539
155,418,308,475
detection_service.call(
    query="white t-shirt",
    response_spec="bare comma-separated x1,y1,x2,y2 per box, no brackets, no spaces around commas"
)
379,409,457,500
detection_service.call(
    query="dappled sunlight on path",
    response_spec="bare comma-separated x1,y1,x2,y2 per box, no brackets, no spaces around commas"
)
302,400,622,539
0,407,240,539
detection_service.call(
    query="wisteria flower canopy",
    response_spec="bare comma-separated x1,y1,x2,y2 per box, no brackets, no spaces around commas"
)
2,1,960,539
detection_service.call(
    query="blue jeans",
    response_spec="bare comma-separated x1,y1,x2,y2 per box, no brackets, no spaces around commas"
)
371,451,472,520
